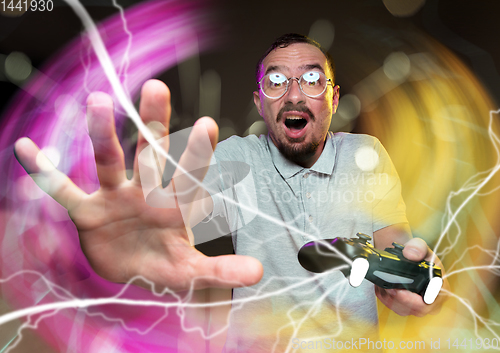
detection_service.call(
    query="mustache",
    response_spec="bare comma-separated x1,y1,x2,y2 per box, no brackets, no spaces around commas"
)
277,105,315,122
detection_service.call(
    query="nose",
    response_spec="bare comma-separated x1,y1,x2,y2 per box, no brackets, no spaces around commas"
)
284,77,305,104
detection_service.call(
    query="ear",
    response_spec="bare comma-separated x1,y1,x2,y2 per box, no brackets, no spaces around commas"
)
332,85,340,114
253,91,263,117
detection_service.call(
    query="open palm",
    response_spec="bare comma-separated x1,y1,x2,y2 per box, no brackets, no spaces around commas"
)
14,79,262,292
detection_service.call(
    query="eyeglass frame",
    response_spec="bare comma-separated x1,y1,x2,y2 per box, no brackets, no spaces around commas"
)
257,71,334,99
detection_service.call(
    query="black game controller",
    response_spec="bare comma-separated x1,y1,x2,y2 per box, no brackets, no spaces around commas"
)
298,233,443,304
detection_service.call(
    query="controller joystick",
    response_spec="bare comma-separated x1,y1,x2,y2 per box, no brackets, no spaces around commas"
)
385,242,404,256
298,233,443,304
355,233,371,242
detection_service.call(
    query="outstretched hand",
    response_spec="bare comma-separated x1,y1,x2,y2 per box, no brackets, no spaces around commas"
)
14,79,263,292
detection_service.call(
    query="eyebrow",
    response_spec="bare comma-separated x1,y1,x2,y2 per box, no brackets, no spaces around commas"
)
264,65,286,76
300,64,325,73
264,63,325,76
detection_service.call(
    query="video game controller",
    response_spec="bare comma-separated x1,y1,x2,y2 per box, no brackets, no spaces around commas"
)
298,233,443,304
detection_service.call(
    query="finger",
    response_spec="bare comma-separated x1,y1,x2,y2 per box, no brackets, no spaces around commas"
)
377,286,438,317
171,117,219,222
425,248,445,268
375,287,420,316
191,254,263,289
14,137,87,210
392,289,432,317
403,237,428,261
403,239,447,307
375,286,393,306
133,79,171,184
87,92,126,188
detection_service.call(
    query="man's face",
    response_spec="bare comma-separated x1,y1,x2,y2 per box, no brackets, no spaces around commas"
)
253,43,340,167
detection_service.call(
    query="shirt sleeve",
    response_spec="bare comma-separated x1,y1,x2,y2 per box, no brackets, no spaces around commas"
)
201,139,258,233
370,139,408,231
201,151,231,222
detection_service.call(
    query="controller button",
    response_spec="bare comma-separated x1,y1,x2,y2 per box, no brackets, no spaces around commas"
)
349,258,369,287
423,277,443,304
373,271,414,284
385,248,403,257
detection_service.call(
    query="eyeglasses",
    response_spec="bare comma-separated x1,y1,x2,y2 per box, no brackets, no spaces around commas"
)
258,71,333,99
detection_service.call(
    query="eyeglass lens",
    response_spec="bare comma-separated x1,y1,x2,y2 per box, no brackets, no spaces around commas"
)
261,71,329,98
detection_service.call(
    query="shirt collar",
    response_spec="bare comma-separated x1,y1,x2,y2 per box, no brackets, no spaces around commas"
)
310,131,337,175
267,132,337,179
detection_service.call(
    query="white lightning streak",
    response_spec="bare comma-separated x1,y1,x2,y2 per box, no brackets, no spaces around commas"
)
433,109,500,260
279,281,349,353
62,0,177,176
0,269,344,341
444,239,500,277
62,0,353,266
4,0,500,350
111,0,133,88
4,2,352,350
441,289,500,350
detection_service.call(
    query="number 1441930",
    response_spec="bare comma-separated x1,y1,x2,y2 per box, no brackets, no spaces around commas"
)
446,338,499,350
1,0,54,11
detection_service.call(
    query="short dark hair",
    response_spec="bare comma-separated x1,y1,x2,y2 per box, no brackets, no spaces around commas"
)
255,33,336,83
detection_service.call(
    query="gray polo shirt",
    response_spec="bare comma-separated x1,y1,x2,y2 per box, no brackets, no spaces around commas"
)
203,132,408,352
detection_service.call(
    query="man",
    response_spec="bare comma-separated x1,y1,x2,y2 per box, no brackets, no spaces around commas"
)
14,33,444,352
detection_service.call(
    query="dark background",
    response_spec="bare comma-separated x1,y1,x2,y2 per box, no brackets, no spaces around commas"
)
1,0,500,133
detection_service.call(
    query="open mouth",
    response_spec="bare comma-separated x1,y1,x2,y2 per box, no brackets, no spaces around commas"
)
284,116,308,132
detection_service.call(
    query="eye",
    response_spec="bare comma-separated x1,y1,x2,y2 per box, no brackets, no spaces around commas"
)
268,73,287,87
302,71,321,86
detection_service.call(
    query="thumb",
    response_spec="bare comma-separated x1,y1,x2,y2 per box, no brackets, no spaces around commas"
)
191,254,263,290
402,238,428,261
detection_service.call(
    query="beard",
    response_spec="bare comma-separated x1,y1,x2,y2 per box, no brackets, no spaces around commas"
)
274,104,320,165
275,138,321,165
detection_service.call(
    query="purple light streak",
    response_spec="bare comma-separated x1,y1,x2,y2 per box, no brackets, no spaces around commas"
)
0,0,219,351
